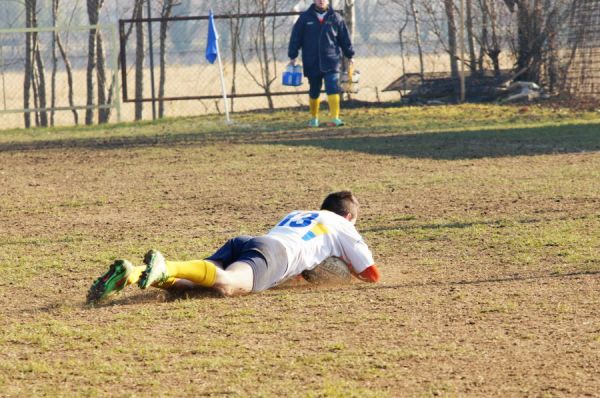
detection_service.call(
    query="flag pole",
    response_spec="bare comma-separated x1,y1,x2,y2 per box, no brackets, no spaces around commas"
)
215,39,231,123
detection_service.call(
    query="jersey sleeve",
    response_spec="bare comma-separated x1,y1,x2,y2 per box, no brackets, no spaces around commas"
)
340,229,375,275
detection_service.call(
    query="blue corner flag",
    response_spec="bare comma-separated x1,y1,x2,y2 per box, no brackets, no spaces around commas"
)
205,10,218,64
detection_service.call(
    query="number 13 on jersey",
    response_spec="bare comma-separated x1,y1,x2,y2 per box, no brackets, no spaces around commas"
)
277,211,319,228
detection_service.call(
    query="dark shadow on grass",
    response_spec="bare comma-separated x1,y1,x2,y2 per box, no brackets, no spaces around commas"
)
353,269,600,292
263,122,600,160
84,286,223,308
67,269,600,308
2,121,599,160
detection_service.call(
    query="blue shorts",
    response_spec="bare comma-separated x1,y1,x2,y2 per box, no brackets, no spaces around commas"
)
308,72,340,98
206,235,288,292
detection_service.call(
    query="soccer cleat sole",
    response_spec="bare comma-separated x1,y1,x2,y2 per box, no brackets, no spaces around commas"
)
138,249,167,289
86,260,131,303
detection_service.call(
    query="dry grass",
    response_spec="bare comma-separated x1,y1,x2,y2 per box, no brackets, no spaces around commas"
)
0,53,454,129
1,104,599,397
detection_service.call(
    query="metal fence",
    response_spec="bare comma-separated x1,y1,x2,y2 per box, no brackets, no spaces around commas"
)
0,25,120,129
1,0,599,129
117,8,421,121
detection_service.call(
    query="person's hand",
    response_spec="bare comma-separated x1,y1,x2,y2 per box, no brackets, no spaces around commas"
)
347,58,354,66
289,58,297,66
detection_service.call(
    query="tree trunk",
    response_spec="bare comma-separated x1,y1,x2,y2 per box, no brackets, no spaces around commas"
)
514,0,544,82
56,32,79,124
96,31,109,123
158,0,175,118
343,0,356,41
51,0,58,126
30,4,48,127
228,0,242,112
409,0,425,80
398,17,410,78
86,0,101,125
545,4,559,93
444,0,459,79
23,0,33,128
465,0,477,73
134,0,144,121
478,0,488,71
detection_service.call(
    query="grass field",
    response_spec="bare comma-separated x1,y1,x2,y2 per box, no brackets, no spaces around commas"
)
1,104,599,397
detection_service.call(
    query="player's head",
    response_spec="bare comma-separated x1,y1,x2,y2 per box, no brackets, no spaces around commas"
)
321,191,359,224
314,0,329,11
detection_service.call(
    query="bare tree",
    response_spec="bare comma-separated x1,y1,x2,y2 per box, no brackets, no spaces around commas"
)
225,0,243,112
96,28,109,123
23,0,34,128
444,0,459,79
482,0,502,76
397,14,411,77
158,0,179,118
409,0,425,79
380,0,425,79
51,0,58,125
22,0,48,128
465,0,477,73
343,0,356,41
85,0,102,125
54,3,79,124
356,0,378,42
503,0,561,83
238,0,283,109
33,11,48,127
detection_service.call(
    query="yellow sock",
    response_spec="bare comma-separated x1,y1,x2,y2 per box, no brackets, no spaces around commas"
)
127,265,178,289
127,265,145,286
327,94,340,119
165,260,217,287
309,97,320,119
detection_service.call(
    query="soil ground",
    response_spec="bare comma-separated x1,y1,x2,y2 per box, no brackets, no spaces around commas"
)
0,105,599,397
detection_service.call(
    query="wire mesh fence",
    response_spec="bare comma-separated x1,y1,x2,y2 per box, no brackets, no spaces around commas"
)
118,9,423,120
0,25,120,129
1,0,599,129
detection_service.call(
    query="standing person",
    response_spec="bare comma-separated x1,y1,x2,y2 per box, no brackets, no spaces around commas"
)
288,0,355,128
87,191,380,302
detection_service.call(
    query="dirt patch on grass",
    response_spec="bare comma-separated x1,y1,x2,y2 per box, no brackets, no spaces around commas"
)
1,109,599,397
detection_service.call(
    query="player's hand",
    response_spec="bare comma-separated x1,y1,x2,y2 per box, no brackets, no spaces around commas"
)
348,58,354,66
289,58,297,66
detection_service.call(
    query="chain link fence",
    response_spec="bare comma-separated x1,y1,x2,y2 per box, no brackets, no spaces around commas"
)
1,0,598,129
0,25,120,129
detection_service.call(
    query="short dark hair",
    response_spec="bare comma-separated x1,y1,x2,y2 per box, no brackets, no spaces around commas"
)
320,191,359,220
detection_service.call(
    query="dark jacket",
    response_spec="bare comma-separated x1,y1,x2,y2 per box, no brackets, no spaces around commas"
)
288,4,355,77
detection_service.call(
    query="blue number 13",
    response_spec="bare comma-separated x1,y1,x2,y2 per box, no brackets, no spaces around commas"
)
278,212,319,228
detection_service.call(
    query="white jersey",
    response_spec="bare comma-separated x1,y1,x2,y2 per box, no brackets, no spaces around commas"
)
266,210,375,280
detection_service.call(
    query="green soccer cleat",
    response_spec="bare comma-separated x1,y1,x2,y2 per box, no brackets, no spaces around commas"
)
308,118,319,128
138,249,169,289
326,118,344,127
87,259,134,303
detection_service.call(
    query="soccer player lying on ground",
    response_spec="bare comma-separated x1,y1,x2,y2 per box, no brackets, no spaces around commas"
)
87,191,380,302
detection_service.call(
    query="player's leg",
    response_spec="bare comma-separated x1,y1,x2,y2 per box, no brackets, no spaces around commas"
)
87,259,145,303
307,75,324,127
324,72,344,127
139,236,288,297
138,236,254,291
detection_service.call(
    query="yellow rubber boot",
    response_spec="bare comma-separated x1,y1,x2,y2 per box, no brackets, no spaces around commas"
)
327,94,343,126
309,97,320,127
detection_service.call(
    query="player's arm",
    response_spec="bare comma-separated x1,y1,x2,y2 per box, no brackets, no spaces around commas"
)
288,15,304,60
356,265,380,283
